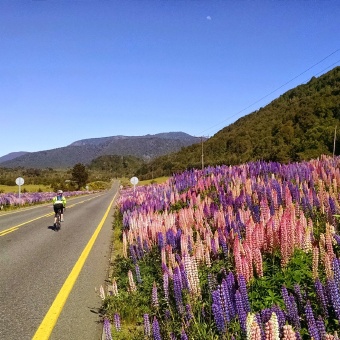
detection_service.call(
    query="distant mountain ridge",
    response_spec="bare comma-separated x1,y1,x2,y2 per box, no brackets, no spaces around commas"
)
0,151,30,163
0,132,202,169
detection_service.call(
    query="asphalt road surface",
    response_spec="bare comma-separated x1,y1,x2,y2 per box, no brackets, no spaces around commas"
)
0,182,120,340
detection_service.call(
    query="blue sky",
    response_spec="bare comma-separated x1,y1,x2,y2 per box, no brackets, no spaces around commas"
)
1,0,339,157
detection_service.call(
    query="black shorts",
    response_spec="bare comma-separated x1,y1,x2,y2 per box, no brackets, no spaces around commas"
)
53,203,64,215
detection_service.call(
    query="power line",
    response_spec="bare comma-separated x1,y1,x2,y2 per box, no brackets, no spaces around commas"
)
198,49,340,136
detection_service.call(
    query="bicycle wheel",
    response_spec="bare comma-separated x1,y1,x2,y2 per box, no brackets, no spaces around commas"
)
55,210,61,230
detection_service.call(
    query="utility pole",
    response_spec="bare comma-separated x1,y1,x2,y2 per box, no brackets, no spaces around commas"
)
333,126,337,158
201,137,204,170
201,136,209,170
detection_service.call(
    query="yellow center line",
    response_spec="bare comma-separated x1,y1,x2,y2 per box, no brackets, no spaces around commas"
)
0,195,101,237
33,194,116,339
0,227,19,236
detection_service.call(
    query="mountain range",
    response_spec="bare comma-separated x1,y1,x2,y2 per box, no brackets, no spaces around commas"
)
0,132,202,169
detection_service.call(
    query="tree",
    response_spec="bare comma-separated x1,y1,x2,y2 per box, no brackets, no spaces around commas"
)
71,163,89,190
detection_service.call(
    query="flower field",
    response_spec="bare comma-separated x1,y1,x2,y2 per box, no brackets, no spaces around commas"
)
0,190,92,208
103,155,340,339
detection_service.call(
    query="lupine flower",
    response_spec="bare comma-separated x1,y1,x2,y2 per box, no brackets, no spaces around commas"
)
305,301,320,340
282,325,296,340
314,278,329,317
152,316,162,340
327,278,340,321
173,266,184,313
316,316,326,339
238,274,251,313
114,313,121,332
180,329,188,340
163,272,169,303
128,270,137,292
235,290,247,333
164,309,171,321
185,304,193,326
135,264,142,284
212,301,225,333
144,313,151,337
293,284,304,313
264,312,280,340
332,257,340,288
103,317,113,340
152,281,159,308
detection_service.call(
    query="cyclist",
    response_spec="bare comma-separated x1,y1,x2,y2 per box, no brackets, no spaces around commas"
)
52,190,66,226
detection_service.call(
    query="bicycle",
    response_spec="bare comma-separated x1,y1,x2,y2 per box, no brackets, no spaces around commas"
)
55,209,62,231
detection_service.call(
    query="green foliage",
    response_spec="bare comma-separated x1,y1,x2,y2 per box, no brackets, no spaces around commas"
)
248,249,314,312
71,163,89,190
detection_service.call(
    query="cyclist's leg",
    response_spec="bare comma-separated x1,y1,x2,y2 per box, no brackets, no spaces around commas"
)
53,206,58,224
61,206,64,222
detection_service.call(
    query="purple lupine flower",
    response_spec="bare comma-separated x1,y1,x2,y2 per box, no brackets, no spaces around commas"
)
180,329,188,340
281,285,291,312
212,302,225,333
305,301,320,340
329,196,337,215
166,229,176,247
295,331,302,340
103,317,113,340
152,316,162,340
235,290,247,333
179,263,190,290
334,234,340,246
314,278,329,317
157,232,164,250
255,312,265,340
144,313,151,337
170,332,177,340
288,294,301,331
327,278,340,321
164,309,171,322
260,308,273,324
238,275,251,313
219,284,231,322
185,304,193,325
293,284,304,313
114,313,121,332
143,239,150,253
135,264,142,284
332,257,340,288
173,267,184,313
316,316,326,339
129,245,137,264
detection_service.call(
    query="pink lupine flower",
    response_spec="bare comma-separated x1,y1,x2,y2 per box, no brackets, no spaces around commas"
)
128,270,137,292
282,325,296,340
264,312,280,340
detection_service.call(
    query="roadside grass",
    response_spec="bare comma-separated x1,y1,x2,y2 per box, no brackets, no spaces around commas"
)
103,210,145,339
119,176,169,188
0,184,52,194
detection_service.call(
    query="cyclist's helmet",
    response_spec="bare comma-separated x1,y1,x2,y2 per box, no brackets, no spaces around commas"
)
57,190,63,194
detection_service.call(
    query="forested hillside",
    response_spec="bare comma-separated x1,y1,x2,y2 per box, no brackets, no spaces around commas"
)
141,66,340,179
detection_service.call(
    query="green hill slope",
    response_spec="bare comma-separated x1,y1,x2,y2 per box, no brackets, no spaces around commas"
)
142,66,340,179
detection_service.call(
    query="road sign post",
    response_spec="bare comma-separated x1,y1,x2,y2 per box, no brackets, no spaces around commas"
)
130,176,139,193
15,177,24,205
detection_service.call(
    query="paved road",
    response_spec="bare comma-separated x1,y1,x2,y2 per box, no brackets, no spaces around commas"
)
0,183,119,340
